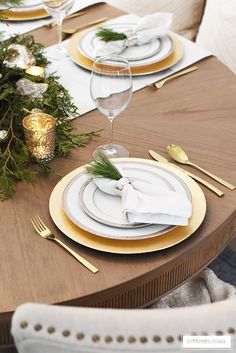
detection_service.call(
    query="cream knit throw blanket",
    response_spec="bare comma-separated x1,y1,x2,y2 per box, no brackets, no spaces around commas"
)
151,268,236,308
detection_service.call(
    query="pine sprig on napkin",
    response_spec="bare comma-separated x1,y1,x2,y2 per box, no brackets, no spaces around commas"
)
86,152,122,180
96,27,127,42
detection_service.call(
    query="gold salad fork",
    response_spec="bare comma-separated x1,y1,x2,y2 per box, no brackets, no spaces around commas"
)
31,216,99,274
152,66,198,89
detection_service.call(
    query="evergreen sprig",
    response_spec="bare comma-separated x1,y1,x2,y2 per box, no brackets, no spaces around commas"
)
96,27,127,42
0,35,100,200
87,152,122,180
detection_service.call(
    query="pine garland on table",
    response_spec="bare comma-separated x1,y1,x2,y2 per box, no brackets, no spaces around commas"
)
0,35,100,200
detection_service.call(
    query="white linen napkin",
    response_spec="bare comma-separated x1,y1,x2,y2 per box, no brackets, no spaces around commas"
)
94,12,173,57
94,174,192,226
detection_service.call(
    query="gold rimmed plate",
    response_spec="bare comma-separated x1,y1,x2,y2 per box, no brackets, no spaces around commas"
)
2,8,49,21
68,30,184,76
49,158,206,254
62,160,191,237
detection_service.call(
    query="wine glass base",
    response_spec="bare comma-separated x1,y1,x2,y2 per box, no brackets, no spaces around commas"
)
93,144,129,159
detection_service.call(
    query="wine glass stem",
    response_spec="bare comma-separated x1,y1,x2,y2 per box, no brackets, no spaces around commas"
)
57,15,64,48
109,117,115,150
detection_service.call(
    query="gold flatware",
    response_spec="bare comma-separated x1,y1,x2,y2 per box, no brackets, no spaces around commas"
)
167,144,235,190
65,11,86,20
62,17,109,35
149,149,224,197
31,216,99,274
151,66,198,89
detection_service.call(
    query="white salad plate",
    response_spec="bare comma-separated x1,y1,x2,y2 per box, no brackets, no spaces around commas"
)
62,160,191,240
78,23,174,67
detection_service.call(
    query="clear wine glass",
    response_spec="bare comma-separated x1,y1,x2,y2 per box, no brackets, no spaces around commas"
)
90,56,133,158
43,0,74,60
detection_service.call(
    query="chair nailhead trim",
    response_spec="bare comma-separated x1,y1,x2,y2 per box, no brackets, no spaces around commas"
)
92,335,100,342
153,335,161,343
116,335,124,343
228,328,235,334
47,327,55,334
216,331,223,336
62,330,70,337
105,336,112,343
76,333,84,340
140,336,148,343
166,336,174,343
128,336,136,343
34,324,42,332
20,321,28,329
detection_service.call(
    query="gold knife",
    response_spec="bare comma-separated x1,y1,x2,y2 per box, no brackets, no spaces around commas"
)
149,150,224,197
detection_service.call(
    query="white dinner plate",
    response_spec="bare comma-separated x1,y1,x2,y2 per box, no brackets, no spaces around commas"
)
62,160,191,240
78,23,174,67
80,178,149,228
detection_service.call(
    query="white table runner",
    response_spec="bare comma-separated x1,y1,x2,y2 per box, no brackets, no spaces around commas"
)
45,15,212,117
0,0,105,40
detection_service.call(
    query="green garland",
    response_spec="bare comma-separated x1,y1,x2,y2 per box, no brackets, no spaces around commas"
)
0,35,100,200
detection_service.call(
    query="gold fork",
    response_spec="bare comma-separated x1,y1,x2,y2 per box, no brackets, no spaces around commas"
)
151,66,198,89
31,216,99,274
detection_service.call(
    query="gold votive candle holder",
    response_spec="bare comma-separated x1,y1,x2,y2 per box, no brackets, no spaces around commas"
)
25,66,45,77
23,111,56,162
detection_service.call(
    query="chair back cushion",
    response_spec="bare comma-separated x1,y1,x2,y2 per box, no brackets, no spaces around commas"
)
12,300,236,353
196,0,236,74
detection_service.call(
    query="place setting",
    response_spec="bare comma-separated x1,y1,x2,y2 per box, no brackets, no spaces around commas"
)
68,12,185,76
48,152,206,256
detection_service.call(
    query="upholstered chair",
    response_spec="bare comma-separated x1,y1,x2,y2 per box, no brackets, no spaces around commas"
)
12,300,236,353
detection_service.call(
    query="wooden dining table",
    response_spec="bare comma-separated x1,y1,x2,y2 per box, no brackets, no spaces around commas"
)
1,2,236,351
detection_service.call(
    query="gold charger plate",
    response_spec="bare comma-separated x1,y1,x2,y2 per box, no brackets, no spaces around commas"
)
68,31,184,76
49,158,206,254
3,8,49,21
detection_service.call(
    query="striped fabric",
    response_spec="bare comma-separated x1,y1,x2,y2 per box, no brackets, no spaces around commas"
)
106,0,206,40
196,0,236,74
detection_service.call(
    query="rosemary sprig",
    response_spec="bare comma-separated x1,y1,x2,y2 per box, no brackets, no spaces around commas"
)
86,152,122,180
96,27,127,42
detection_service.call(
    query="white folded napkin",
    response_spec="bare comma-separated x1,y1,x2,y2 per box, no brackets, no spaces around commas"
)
94,12,173,57
94,173,192,226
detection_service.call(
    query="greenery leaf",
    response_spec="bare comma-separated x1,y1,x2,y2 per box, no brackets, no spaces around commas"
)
86,152,122,180
96,27,127,42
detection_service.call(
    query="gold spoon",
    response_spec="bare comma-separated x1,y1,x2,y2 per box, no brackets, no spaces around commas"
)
167,144,235,190
62,17,109,35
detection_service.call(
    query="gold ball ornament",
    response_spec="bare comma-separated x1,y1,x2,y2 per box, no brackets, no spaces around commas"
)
4,44,36,69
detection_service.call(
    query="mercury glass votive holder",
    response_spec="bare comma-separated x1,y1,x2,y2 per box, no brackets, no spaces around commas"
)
23,111,56,162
